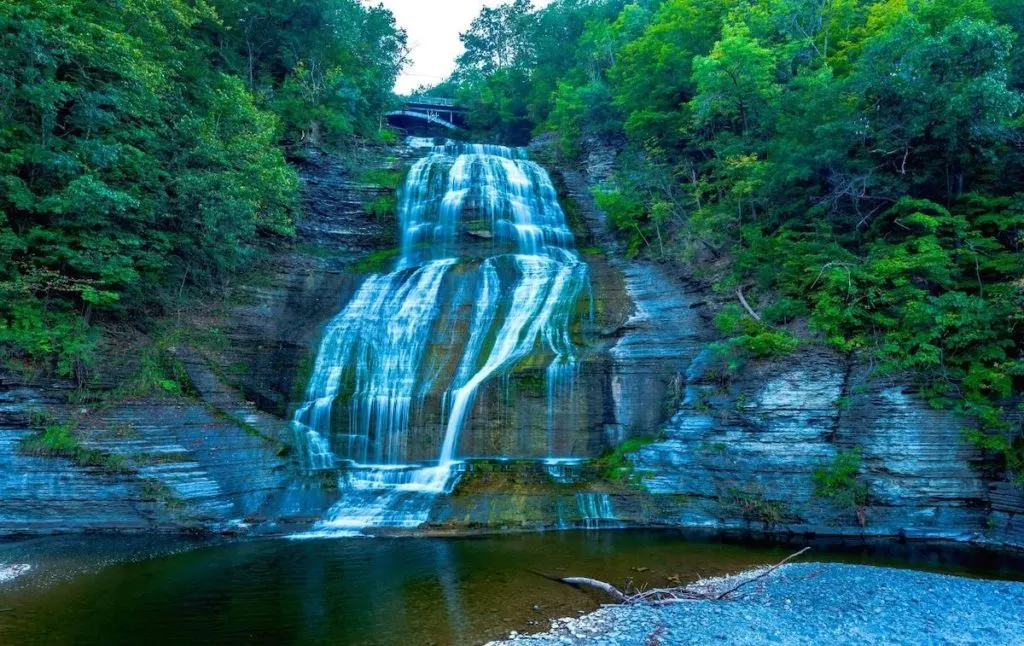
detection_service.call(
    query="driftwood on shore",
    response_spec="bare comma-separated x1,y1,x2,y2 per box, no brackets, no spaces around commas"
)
538,547,812,606
559,577,629,602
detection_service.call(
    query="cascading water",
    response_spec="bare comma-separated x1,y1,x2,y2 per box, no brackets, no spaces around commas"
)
291,140,590,535
575,493,622,530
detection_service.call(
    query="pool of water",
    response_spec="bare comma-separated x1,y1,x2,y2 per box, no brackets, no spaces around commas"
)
1,531,1022,645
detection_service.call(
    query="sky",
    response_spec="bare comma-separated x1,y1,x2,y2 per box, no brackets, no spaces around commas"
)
377,0,553,95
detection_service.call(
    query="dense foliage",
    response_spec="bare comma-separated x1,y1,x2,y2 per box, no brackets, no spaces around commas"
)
0,0,405,379
443,0,1024,479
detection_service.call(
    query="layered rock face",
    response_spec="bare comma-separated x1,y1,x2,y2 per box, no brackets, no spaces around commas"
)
434,136,1021,547
0,145,408,536
0,367,289,535
2,136,1021,546
627,350,993,540
296,149,398,253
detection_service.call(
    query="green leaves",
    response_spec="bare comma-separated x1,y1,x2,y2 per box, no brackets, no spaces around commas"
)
0,295,99,378
813,449,869,515
692,21,781,137
0,0,403,375
712,303,799,371
593,187,648,256
457,0,536,74
207,0,406,145
847,14,1021,201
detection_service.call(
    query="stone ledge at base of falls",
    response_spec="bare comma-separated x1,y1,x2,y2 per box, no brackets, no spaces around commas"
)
0,364,291,537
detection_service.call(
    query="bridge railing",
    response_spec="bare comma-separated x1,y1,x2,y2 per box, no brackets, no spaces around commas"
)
405,95,460,109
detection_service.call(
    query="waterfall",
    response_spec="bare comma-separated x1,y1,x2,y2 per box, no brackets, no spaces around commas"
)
550,492,621,530
291,140,590,535
576,493,622,530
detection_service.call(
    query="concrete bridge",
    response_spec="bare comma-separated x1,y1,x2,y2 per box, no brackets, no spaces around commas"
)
386,96,468,133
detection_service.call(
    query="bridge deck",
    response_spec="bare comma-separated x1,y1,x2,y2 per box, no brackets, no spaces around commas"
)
404,96,462,109
388,96,468,132
388,96,467,132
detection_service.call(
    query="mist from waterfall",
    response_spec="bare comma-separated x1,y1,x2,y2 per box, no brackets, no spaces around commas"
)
291,140,590,535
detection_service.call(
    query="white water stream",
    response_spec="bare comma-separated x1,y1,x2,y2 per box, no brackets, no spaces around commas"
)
291,141,589,534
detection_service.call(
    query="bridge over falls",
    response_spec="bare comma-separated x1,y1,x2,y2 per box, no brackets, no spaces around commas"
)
386,96,468,133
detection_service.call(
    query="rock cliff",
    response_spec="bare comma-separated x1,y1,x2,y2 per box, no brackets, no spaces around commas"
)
2,137,1021,548
0,144,405,536
435,134,1023,548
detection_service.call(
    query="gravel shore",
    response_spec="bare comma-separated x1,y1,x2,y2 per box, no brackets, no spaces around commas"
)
491,563,1024,645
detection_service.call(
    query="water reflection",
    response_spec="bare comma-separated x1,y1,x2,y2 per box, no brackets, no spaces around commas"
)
2,532,1023,646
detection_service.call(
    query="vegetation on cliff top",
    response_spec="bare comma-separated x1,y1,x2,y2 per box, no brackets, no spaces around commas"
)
436,0,1024,480
0,0,406,380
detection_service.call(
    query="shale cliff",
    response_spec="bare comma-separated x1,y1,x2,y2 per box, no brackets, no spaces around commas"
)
1,138,1021,547
0,145,407,536
451,134,1022,548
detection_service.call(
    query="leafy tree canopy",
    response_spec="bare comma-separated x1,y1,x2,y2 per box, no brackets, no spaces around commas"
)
441,0,1024,480
0,0,406,379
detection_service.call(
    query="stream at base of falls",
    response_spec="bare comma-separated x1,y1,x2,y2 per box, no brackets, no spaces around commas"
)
3,532,1023,646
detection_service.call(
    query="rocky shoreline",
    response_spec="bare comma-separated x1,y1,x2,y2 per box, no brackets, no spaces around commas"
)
491,562,1024,645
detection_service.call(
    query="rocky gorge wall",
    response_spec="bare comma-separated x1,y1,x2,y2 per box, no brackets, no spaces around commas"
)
421,135,1023,548
1,136,1022,549
0,363,290,535
0,144,410,536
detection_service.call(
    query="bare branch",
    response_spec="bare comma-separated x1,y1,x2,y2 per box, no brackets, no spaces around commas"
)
716,547,812,600
736,285,762,323
555,576,629,602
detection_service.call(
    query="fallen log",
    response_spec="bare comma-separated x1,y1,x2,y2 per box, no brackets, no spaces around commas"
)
533,546,812,607
531,570,628,603
736,285,762,322
561,577,629,603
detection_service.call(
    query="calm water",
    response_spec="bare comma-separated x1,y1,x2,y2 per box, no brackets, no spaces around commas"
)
1,531,1022,645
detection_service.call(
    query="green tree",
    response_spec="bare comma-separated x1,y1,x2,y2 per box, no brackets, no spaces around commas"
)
457,0,536,73
205,0,407,145
0,0,405,378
